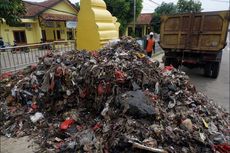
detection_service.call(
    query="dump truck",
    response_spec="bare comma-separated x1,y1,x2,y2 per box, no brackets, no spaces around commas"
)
160,11,230,78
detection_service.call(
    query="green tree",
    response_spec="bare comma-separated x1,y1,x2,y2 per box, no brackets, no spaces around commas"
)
152,2,177,33
104,0,143,35
177,0,202,13
75,2,80,11
152,0,202,34
0,0,26,26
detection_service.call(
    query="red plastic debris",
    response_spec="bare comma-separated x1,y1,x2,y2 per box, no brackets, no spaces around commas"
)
31,64,37,71
32,84,38,90
55,142,65,149
0,72,12,80
213,143,230,153
105,82,111,94
60,119,75,130
91,51,99,58
98,82,105,96
93,122,102,131
163,65,174,71
79,88,88,98
55,66,63,77
76,125,83,131
115,70,125,83
31,103,38,110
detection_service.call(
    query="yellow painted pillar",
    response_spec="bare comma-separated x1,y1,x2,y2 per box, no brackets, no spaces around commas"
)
54,22,57,41
35,20,42,43
77,0,120,51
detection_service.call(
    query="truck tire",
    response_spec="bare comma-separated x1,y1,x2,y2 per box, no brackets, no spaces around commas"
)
204,63,212,77
204,62,220,78
211,62,220,78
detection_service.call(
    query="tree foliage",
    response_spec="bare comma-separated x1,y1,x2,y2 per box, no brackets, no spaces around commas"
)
152,0,202,34
155,2,177,16
104,0,143,35
177,0,202,13
152,2,177,33
75,2,80,11
0,0,26,26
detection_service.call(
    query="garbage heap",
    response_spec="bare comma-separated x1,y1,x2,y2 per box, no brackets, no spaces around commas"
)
0,37,229,153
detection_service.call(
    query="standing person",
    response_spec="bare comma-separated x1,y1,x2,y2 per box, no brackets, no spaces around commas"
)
145,32,155,58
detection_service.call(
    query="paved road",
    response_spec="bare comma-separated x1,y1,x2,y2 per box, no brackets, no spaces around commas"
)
180,34,230,112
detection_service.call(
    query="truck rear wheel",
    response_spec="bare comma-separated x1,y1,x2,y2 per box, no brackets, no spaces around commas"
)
211,62,220,78
204,62,220,78
204,63,212,77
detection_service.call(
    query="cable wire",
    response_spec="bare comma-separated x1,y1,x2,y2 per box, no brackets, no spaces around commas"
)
146,0,160,6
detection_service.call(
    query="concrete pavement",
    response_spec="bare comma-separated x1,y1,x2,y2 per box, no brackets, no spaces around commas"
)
0,136,38,153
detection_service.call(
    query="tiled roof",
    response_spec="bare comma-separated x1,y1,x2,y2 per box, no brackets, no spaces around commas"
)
136,13,153,25
24,0,62,17
23,0,78,18
41,13,77,21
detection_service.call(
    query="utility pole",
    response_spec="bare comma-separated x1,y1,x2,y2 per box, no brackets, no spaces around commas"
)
133,0,136,36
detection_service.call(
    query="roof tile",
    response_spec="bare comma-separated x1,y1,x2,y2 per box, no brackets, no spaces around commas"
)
24,0,63,17
136,13,153,25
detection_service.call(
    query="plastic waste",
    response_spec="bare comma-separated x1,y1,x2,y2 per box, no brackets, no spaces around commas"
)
30,112,44,123
60,119,75,130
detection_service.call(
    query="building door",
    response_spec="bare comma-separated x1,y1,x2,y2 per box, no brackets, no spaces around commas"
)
135,27,142,38
42,30,47,42
13,31,27,44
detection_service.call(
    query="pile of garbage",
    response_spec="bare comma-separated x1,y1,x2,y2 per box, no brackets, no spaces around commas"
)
0,37,229,153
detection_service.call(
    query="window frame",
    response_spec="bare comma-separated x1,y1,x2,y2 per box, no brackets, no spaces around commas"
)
13,30,27,44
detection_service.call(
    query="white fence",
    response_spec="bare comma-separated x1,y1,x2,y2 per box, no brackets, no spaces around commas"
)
0,40,75,74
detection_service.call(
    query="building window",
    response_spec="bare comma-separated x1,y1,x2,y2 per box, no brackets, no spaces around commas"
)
67,30,74,40
57,30,61,40
128,27,133,36
13,31,26,44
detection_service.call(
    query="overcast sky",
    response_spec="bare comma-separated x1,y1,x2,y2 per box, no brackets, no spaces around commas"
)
25,0,230,13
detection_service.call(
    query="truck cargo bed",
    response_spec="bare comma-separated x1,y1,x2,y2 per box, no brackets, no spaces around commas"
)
160,11,229,52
